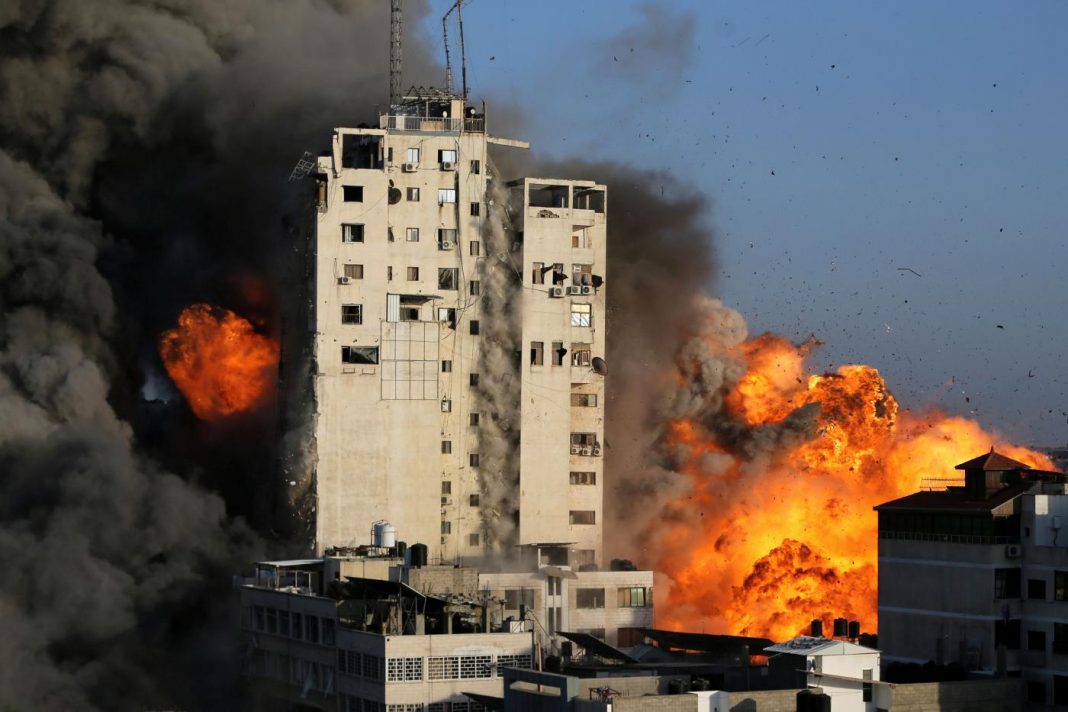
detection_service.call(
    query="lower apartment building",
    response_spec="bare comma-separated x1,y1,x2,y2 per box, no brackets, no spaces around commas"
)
875,450,1068,708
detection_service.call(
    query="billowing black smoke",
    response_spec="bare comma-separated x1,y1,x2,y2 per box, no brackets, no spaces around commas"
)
0,1,441,709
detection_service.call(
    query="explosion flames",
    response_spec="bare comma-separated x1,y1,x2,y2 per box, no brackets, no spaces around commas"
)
159,304,279,421
652,302,1050,642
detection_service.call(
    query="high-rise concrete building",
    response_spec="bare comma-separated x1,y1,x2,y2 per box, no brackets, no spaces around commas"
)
308,90,608,566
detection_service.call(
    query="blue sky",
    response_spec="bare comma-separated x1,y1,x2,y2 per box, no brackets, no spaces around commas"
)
425,0,1068,445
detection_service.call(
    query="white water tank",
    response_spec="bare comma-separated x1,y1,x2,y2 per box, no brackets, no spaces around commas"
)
372,521,397,548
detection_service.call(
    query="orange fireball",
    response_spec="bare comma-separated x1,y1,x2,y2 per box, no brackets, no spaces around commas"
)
654,329,1051,642
159,303,279,421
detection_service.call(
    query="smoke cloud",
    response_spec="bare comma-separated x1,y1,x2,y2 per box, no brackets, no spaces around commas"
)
0,1,442,708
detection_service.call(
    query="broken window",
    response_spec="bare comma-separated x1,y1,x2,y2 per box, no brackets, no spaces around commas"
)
572,264,593,286
571,344,591,366
470,202,480,216
532,262,545,285
572,227,591,249
344,264,364,279
442,360,452,373
570,303,592,327
573,187,605,213
469,320,480,335
341,304,362,325
342,185,364,202
468,533,480,546
470,241,480,256
399,306,419,321
342,224,365,243
571,393,597,407
437,307,456,328
552,341,564,366
341,346,379,364
469,494,480,507
570,472,596,485
407,187,420,201
406,147,420,163
441,441,452,454
406,227,419,242
575,587,604,608
530,341,544,366
469,453,480,467
438,149,457,165
438,268,458,290
470,159,481,175
406,266,419,281
528,183,569,209
438,228,457,246
340,135,383,169
469,280,480,296
438,188,457,204
469,373,479,387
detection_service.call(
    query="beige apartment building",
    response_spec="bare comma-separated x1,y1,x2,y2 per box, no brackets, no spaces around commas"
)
309,91,608,566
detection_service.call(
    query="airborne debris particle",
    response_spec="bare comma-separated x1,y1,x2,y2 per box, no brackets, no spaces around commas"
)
896,267,922,277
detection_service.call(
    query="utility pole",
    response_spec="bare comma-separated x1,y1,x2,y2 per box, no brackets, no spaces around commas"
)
389,0,402,107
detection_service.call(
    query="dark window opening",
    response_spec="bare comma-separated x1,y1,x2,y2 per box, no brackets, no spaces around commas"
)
342,185,364,202
341,346,379,364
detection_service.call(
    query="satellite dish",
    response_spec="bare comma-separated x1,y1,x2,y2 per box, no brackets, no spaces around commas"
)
388,187,402,205
591,357,607,375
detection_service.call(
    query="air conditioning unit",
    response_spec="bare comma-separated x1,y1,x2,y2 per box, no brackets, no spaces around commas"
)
402,162,418,172
338,276,352,285
581,285,594,295
592,445,602,456
580,447,592,456
570,446,582,455
441,497,452,506
1005,544,1022,558
439,240,455,251
566,286,583,295
549,286,565,298
441,161,456,171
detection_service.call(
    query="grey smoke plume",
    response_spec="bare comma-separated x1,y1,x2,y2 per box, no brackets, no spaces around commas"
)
474,175,523,551
0,1,442,709
595,1,697,98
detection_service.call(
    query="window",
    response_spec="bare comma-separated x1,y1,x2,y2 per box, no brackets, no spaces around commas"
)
1055,675,1068,706
441,481,452,495
862,669,873,702
469,280,480,295
439,149,457,164
343,185,364,202
406,227,419,242
438,268,459,290
470,412,480,426
530,341,544,366
400,305,419,321
570,510,596,525
618,587,649,607
291,612,302,638
437,307,456,328
305,615,319,644
469,453,480,467
617,628,644,647
570,433,597,447
441,399,452,412
576,588,605,608
407,266,419,281
342,224,365,242
442,521,452,534
1055,622,1068,654
279,610,290,636
341,304,362,324
470,240,481,256
438,228,457,245
1028,681,1046,704
469,494,480,506
571,264,592,285
407,187,420,201
532,262,545,284
995,568,1021,598
1056,571,1068,601
571,393,598,407
571,343,591,366
344,263,364,279
266,607,278,634
572,227,591,249
552,341,564,366
1028,629,1047,651
438,188,456,204
570,472,596,485
470,159,481,174
571,303,592,327
387,266,393,281
441,441,452,454
470,320,480,335
468,533,480,546
1029,578,1047,600
470,202,480,216
322,619,336,646
406,147,420,163
505,589,535,610
386,657,423,682
994,618,1020,650
469,373,480,386
442,360,452,373
341,346,379,364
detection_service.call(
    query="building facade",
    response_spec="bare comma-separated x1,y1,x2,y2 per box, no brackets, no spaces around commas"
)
875,450,1068,708
308,93,607,567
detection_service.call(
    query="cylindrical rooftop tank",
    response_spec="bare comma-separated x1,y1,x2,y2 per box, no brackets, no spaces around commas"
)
809,693,831,712
410,543,428,568
810,619,823,637
833,617,848,637
371,520,397,548
796,689,812,712
848,620,861,639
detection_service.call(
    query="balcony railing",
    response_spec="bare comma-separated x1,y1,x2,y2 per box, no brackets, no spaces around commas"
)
379,115,485,133
879,531,1020,545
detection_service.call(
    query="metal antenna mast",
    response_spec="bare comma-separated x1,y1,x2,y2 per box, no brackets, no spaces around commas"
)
442,0,469,98
389,0,403,107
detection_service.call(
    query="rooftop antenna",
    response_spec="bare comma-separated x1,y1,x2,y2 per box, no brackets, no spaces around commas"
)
389,0,403,107
442,0,469,98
